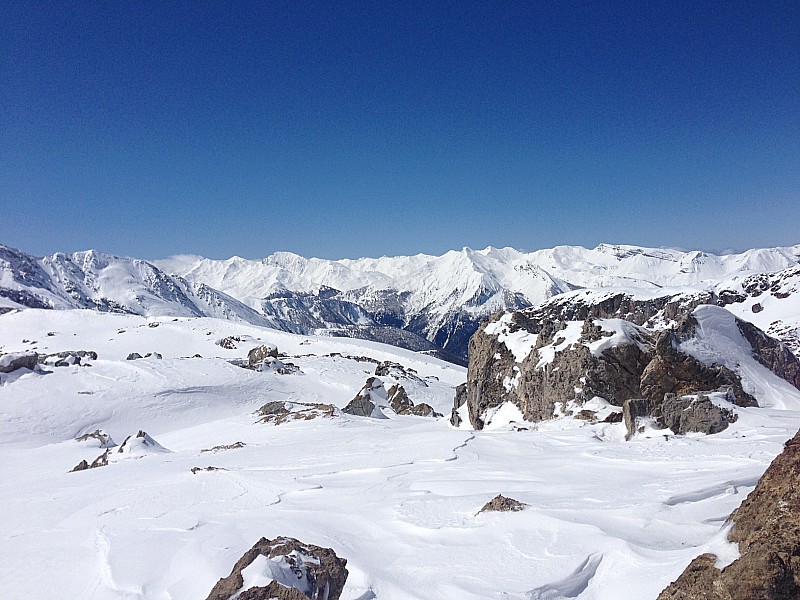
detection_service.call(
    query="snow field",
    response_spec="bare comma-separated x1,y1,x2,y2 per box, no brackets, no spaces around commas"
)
1,309,800,599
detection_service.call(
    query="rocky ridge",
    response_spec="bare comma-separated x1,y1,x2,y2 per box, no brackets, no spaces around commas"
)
453,295,800,433
658,428,800,599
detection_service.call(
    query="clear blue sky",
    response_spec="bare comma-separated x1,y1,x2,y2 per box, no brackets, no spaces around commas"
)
2,1,798,259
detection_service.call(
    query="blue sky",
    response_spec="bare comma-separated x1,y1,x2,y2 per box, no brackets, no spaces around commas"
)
2,1,798,259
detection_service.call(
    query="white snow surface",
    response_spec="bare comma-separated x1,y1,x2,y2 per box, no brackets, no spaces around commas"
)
2,309,800,599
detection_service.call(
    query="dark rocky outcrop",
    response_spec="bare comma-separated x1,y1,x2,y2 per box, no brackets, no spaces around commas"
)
479,494,527,513
736,319,800,390
640,324,756,408
375,361,426,385
256,401,338,425
454,301,784,431
451,383,468,427
219,335,241,349
40,350,97,367
387,383,413,414
623,398,657,441
0,351,38,373
126,352,142,360
342,377,388,418
205,536,348,600
659,428,800,599
661,393,737,435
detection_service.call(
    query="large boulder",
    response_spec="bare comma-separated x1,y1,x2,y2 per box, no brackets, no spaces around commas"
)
205,536,348,600
658,428,800,599
0,352,38,373
661,392,737,435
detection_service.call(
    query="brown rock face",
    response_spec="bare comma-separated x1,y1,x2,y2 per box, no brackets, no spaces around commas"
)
658,429,800,599
640,326,757,408
205,536,348,600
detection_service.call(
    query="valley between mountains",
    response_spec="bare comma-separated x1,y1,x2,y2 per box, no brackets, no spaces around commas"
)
2,242,800,599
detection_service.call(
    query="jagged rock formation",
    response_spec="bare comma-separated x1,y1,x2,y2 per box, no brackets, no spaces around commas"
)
205,536,348,600
256,401,338,425
658,428,800,599
456,297,800,431
0,351,39,373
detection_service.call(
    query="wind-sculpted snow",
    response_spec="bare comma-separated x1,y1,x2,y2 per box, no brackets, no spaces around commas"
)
3,309,800,598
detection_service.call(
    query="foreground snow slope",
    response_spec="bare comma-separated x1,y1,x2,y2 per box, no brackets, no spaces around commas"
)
2,310,800,599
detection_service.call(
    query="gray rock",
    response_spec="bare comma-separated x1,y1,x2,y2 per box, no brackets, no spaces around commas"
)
204,536,348,600
247,344,278,368
219,336,240,350
126,352,142,361
623,398,658,441
451,383,467,426
0,351,38,373
661,393,736,435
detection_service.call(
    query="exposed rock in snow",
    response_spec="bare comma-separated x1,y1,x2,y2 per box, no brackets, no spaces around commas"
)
219,335,241,349
75,429,116,449
256,401,339,425
658,428,800,599
661,392,738,435
479,494,527,513
456,296,798,430
201,441,246,453
126,352,142,360
247,344,279,368
374,360,426,385
204,536,348,600
0,351,38,373
116,430,170,457
342,377,389,418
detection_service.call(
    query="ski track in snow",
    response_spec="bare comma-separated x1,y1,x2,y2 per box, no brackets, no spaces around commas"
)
1,308,800,599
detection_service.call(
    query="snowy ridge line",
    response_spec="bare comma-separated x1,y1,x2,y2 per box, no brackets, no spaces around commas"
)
3,242,800,361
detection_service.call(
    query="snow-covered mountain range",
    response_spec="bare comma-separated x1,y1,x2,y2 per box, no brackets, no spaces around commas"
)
4,241,800,599
3,242,799,361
